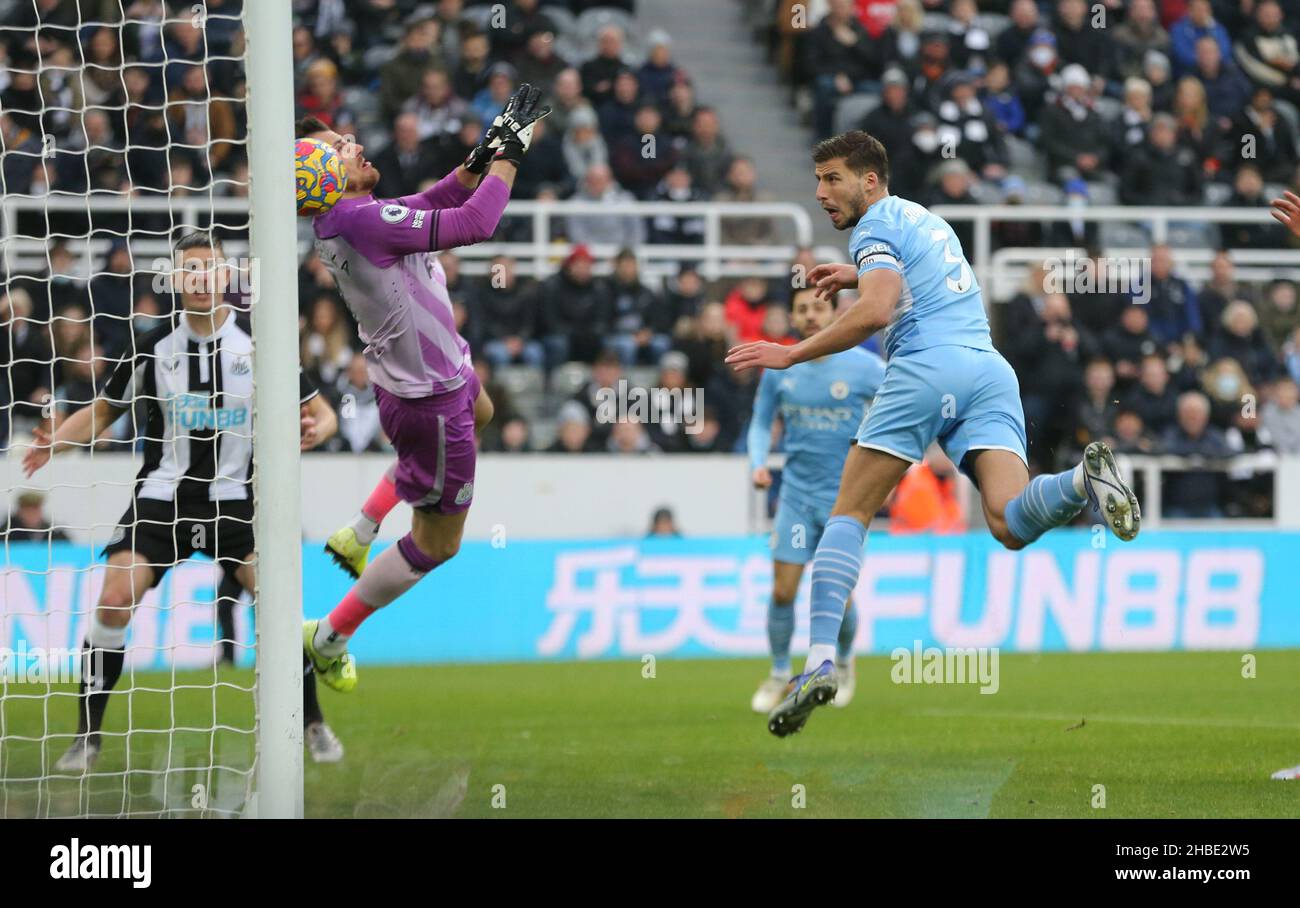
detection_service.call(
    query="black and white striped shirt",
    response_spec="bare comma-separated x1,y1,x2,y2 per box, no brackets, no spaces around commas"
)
101,313,317,504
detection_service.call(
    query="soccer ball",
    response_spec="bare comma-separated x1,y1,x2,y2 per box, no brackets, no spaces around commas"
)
296,138,347,217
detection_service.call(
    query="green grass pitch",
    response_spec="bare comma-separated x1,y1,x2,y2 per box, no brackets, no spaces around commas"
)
2,651,1298,818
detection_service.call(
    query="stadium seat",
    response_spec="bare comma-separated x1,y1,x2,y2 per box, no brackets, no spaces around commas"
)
1092,96,1123,123
1273,98,1300,140
922,13,955,33
1099,220,1151,247
541,5,579,37
625,366,658,390
974,13,1011,37
1167,222,1221,249
550,362,592,399
1022,180,1064,206
971,180,1003,204
530,418,559,451
555,33,586,64
1203,183,1233,206
1004,135,1046,181
576,7,637,41
834,94,880,136
1085,182,1118,206
461,5,495,30
497,365,547,406
362,44,397,72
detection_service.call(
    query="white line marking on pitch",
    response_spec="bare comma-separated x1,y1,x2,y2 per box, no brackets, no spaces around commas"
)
913,708,1300,731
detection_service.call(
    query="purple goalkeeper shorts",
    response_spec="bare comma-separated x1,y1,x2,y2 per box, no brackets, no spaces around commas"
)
375,369,480,514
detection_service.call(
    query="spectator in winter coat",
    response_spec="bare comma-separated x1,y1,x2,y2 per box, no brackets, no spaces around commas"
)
1161,391,1232,518
1038,64,1109,183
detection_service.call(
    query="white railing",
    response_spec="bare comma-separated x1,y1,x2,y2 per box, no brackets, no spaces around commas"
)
931,204,1300,301
0,195,840,283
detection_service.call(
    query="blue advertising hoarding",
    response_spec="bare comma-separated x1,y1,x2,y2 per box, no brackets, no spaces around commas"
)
1,531,1295,669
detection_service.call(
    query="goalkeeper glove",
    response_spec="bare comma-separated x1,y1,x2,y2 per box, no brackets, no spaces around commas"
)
485,83,551,167
462,133,496,175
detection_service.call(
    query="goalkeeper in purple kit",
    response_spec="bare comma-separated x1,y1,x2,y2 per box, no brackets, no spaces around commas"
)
294,84,549,690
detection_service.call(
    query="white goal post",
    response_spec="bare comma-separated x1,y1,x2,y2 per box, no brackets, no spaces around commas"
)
244,0,304,819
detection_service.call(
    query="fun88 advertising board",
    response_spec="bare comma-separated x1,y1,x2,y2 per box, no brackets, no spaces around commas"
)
1,531,1296,668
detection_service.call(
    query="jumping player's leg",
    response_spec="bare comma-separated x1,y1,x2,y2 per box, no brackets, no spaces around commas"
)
308,374,483,684
976,446,1139,548
312,507,468,660
807,446,911,670
758,496,861,712
946,348,1139,546
767,446,910,737
325,462,400,578
326,385,492,577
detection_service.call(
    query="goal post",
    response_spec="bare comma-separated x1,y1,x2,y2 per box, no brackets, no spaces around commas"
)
244,0,304,819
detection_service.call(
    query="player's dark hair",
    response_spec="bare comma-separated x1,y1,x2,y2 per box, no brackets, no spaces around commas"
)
788,285,821,309
174,229,222,255
812,130,890,185
294,115,330,138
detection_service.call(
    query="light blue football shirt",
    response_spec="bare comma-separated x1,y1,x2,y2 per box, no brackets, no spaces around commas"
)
847,194,994,360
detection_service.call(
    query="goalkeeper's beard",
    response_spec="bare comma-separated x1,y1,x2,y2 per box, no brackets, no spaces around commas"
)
347,162,379,194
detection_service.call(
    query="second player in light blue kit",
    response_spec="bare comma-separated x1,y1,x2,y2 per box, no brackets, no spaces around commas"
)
727,131,1142,738
746,287,885,714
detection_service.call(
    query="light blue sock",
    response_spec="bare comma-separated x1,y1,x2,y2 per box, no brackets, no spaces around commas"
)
836,600,858,663
1005,467,1087,545
808,516,866,668
767,598,794,676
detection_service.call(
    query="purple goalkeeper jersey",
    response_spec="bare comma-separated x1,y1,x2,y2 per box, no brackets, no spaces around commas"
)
313,170,511,398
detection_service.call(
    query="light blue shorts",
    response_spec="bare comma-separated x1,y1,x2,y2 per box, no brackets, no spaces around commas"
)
770,492,833,565
854,345,1027,479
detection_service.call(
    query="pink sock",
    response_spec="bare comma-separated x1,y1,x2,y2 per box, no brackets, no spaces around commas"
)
361,465,401,523
326,590,377,637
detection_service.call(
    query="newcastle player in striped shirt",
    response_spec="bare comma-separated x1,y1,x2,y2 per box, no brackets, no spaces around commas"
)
293,84,549,689
23,231,341,772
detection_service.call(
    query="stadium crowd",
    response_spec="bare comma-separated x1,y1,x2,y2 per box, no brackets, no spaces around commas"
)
1,0,1299,520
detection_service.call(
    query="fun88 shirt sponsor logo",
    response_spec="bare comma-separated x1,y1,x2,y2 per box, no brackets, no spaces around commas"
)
171,394,248,431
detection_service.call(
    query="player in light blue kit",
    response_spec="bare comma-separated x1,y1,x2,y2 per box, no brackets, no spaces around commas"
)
747,286,886,714
727,131,1141,737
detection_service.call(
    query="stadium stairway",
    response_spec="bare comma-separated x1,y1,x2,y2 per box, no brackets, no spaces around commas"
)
636,0,842,250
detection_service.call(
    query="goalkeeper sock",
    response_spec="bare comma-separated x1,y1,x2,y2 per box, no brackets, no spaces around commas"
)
351,464,400,545
806,516,866,673
315,534,447,656
1005,467,1088,546
79,615,128,742
767,597,795,676
302,651,323,726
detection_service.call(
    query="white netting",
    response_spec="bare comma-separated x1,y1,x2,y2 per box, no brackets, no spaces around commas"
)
0,0,260,818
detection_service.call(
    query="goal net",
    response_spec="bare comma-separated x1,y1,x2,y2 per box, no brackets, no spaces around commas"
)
0,0,302,818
